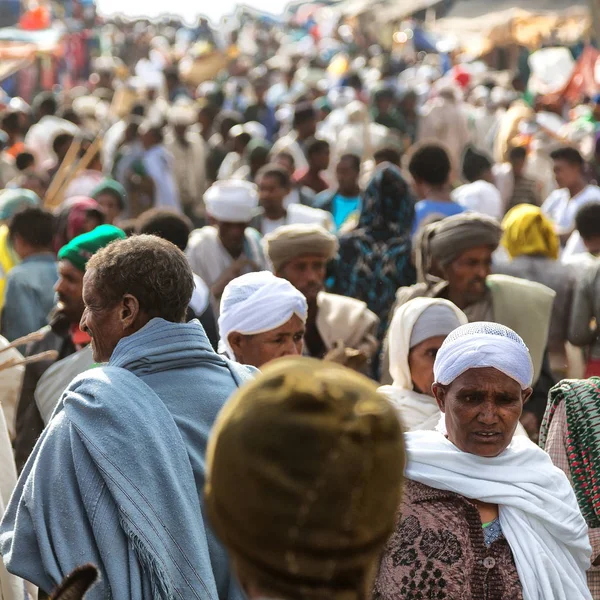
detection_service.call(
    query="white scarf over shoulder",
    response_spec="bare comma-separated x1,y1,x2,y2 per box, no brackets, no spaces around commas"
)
406,430,592,600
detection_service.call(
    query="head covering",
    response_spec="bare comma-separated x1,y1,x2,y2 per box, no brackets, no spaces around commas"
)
0,188,40,221
265,224,339,272
91,178,127,211
502,204,559,260
54,196,105,251
58,224,126,272
329,165,415,340
205,357,405,600
416,212,503,282
540,378,600,529
434,321,534,390
218,271,308,358
389,298,468,391
168,103,197,126
204,180,260,224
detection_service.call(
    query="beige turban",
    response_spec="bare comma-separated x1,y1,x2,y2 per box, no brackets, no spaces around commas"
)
264,224,339,272
415,212,503,282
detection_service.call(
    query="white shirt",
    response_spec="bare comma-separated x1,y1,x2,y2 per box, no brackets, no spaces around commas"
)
451,180,504,220
259,204,333,236
143,145,181,212
542,184,600,232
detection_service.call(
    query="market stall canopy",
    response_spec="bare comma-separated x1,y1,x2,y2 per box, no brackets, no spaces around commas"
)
0,26,65,55
434,1,588,57
0,41,36,82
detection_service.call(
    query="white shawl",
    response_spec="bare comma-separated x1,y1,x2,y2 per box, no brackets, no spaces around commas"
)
405,430,592,600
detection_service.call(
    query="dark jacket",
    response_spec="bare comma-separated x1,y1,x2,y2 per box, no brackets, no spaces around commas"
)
14,314,77,472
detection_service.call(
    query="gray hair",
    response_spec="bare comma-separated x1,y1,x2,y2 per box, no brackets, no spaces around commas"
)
86,234,194,323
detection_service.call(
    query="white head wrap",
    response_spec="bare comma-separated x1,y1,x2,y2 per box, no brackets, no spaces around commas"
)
204,180,260,223
389,298,467,391
434,322,534,390
218,271,308,358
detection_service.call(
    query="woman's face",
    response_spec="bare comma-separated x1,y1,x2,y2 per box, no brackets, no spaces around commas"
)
433,367,531,458
408,335,446,396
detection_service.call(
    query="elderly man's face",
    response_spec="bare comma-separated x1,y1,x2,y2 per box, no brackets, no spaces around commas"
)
443,245,493,308
217,221,248,257
80,269,134,363
278,255,327,304
228,314,305,369
433,367,532,457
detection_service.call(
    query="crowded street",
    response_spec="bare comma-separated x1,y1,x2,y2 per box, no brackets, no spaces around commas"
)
0,0,598,597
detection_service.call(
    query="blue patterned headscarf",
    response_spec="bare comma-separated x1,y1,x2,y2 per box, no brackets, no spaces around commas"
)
329,164,416,342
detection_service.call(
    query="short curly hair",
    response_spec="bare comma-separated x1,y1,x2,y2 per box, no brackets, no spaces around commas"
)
86,235,194,323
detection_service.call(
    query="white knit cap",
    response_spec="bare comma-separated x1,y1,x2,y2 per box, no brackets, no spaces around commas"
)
218,271,308,358
434,322,534,390
204,180,260,223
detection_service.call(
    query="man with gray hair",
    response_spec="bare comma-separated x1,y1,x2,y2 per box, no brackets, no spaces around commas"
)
381,212,556,437
1,235,253,600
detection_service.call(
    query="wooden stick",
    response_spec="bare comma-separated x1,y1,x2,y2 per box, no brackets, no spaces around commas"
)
0,350,59,373
48,135,103,210
0,330,47,355
44,136,82,209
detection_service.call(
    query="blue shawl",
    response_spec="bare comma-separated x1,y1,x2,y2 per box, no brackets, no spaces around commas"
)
0,318,255,600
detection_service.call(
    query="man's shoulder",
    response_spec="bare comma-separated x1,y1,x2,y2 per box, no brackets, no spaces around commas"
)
319,291,372,314
395,282,434,306
187,226,218,248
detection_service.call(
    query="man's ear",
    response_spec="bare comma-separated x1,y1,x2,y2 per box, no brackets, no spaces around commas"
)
228,332,244,360
522,387,534,405
120,294,140,330
432,383,447,413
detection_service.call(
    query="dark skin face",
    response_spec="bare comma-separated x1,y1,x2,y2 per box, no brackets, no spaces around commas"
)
217,221,248,258
258,174,289,218
408,335,446,396
273,154,295,175
278,255,327,304
310,148,330,172
80,269,149,363
553,158,584,191
296,117,317,140
336,157,360,195
433,367,532,457
443,245,493,309
583,235,600,256
95,192,121,225
228,314,305,369
55,261,85,324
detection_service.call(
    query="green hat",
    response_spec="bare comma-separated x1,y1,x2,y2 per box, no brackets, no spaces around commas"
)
91,178,127,211
205,357,405,600
0,188,40,221
58,224,126,272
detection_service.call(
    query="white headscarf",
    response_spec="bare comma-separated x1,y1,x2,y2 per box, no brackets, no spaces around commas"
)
218,271,308,359
378,298,467,432
406,322,592,600
204,180,260,224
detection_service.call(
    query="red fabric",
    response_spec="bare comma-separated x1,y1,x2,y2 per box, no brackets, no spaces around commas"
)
70,324,91,348
586,358,600,379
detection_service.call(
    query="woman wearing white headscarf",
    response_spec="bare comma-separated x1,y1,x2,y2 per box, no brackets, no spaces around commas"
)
378,297,467,431
376,322,592,600
219,271,308,369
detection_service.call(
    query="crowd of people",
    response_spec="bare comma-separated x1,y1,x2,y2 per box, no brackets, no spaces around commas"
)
0,9,599,600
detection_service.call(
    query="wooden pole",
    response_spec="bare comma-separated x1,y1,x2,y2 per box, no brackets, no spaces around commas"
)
44,136,82,209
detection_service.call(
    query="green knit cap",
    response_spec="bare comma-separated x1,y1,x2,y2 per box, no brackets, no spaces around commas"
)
91,178,127,211
58,224,126,272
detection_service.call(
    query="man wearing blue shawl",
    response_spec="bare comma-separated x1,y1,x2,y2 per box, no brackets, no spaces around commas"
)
0,234,255,600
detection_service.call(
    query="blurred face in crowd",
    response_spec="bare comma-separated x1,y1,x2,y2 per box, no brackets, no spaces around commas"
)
296,116,317,140
433,367,531,458
310,146,330,172
278,254,327,304
273,153,295,175
228,314,305,368
95,192,122,225
409,335,446,396
217,220,248,257
258,174,288,216
336,157,359,193
442,245,493,308
553,158,583,191
55,260,85,324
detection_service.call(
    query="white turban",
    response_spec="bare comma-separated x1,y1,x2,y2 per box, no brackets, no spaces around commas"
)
434,322,534,390
204,181,260,224
218,271,308,358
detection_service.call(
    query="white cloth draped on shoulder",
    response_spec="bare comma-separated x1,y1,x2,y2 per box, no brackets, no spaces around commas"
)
405,430,592,600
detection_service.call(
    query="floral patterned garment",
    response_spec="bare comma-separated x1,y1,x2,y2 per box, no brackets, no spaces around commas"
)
375,480,523,600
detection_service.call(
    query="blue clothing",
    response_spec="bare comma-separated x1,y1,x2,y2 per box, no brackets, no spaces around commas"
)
1,253,57,343
0,318,255,599
331,194,361,230
412,199,465,234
